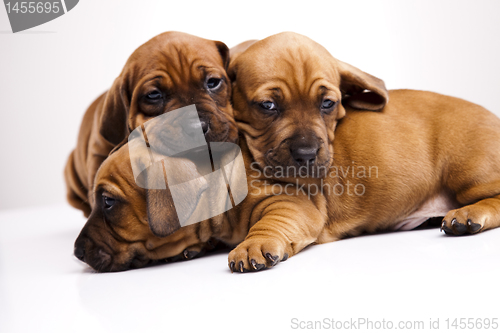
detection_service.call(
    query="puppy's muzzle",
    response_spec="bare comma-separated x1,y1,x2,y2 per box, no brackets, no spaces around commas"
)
194,103,236,143
181,117,209,136
74,229,149,272
74,233,113,271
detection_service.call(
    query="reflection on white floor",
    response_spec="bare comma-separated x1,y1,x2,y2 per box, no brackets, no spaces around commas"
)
1,204,499,333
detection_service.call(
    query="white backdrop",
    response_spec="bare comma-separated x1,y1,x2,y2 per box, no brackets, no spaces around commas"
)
1,0,499,211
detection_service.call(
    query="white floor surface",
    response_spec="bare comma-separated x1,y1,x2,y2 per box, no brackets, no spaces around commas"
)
1,204,499,333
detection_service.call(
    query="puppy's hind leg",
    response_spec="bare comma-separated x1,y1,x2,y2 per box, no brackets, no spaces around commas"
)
441,106,500,235
441,182,500,236
441,195,500,235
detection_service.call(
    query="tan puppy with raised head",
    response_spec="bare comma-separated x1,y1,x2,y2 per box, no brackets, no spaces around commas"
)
65,31,237,217
226,32,500,272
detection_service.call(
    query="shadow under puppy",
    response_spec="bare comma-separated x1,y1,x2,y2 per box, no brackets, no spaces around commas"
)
226,32,500,272
65,31,237,217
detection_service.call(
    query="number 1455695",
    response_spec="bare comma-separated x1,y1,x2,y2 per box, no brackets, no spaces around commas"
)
5,2,60,14
445,318,498,330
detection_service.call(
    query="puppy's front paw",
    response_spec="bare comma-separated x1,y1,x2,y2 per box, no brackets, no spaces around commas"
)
441,207,484,235
228,238,289,273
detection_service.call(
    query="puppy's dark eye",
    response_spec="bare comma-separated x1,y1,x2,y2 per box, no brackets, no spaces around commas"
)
206,78,222,90
146,90,162,101
103,196,115,210
260,101,277,112
321,99,336,109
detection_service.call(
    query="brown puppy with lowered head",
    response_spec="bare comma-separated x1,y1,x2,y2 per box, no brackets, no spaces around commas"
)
226,32,500,272
65,31,237,217
73,139,242,272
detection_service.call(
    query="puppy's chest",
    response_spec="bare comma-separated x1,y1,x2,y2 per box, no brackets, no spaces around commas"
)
392,191,460,231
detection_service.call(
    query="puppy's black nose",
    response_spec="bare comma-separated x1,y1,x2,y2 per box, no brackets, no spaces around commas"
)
290,145,319,165
74,242,85,262
182,118,209,136
200,120,209,135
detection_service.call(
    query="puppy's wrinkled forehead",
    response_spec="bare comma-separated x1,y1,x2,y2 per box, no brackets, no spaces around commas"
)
95,145,139,197
235,33,341,99
125,32,225,85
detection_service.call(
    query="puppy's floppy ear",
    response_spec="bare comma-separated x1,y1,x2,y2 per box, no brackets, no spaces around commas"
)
214,41,230,70
98,75,130,146
227,40,258,82
227,60,237,82
144,157,208,237
145,161,182,238
338,60,389,111
108,139,127,156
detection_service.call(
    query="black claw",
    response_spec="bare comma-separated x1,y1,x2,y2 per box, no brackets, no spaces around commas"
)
229,261,235,273
442,225,455,235
183,249,199,260
239,261,244,273
440,220,446,232
265,253,280,266
250,259,265,271
468,219,482,233
166,254,184,262
282,253,289,262
454,221,468,235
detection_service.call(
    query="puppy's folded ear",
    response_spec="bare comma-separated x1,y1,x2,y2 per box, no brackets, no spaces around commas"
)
227,61,237,83
145,161,182,238
98,76,130,146
144,156,209,237
338,60,389,111
214,41,230,70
